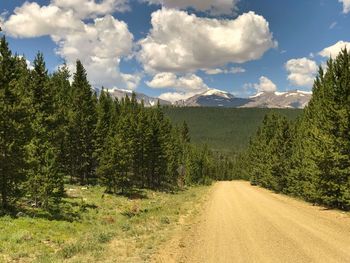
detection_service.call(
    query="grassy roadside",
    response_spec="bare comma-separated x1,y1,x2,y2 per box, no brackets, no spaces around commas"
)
0,185,211,263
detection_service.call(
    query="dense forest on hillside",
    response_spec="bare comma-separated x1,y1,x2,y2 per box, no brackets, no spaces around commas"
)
164,107,301,152
235,49,350,210
0,36,232,212
3,29,349,213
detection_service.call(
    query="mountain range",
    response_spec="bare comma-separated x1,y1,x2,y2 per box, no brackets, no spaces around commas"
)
108,88,312,109
109,88,171,107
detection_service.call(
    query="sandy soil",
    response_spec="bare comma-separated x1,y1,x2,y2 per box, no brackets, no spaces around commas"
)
153,181,350,263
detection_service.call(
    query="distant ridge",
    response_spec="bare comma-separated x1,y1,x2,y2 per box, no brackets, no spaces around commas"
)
242,90,312,109
174,89,251,107
107,88,312,109
175,89,311,109
108,88,171,107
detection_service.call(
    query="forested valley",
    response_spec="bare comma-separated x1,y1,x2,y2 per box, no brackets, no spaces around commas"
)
2,0,350,261
234,49,350,211
2,34,350,214
0,35,231,213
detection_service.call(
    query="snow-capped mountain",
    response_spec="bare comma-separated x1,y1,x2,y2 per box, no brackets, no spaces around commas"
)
175,89,251,107
174,89,311,109
106,88,311,109
108,88,171,107
242,90,312,109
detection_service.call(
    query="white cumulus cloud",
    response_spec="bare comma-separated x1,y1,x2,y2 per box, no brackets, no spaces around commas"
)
254,76,277,93
159,91,199,102
138,9,277,73
53,0,129,18
204,66,245,75
55,15,135,88
2,1,138,90
144,0,239,15
147,72,210,102
2,2,84,38
285,58,318,88
146,72,209,91
241,76,277,97
319,41,350,58
339,0,350,13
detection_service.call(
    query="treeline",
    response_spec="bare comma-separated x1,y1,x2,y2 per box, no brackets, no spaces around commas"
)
0,36,226,211
163,107,301,153
235,49,350,210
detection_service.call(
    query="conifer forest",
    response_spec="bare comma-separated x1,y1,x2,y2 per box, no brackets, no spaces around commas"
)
0,36,230,212
2,1,350,262
234,49,350,210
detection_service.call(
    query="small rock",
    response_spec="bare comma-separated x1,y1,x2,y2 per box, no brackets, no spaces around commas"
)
16,212,27,217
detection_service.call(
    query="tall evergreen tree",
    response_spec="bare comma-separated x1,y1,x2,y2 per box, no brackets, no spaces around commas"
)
132,101,148,187
95,88,115,163
234,49,350,210
0,36,28,208
68,60,97,185
25,52,64,208
300,50,350,208
50,64,72,176
238,113,292,191
181,121,191,143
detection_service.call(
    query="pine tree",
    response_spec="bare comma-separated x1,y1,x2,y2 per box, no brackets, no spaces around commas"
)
235,49,350,210
303,50,350,209
286,116,320,201
97,132,132,194
133,101,149,187
50,64,72,176
241,113,291,191
112,115,134,192
165,126,182,187
245,115,272,187
268,114,291,192
25,52,64,208
0,36,28,208
95,88,115,164
147,105,167,188
68,60,97,185
181,121,191,143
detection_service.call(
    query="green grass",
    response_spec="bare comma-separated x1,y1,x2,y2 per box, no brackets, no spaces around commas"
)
0,185,210,263
164,107,302,152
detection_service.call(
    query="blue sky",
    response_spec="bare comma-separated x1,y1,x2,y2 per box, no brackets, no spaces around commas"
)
1,0,350,101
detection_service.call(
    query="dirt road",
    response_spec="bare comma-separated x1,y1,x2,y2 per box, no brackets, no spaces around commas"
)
154,181,350,263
